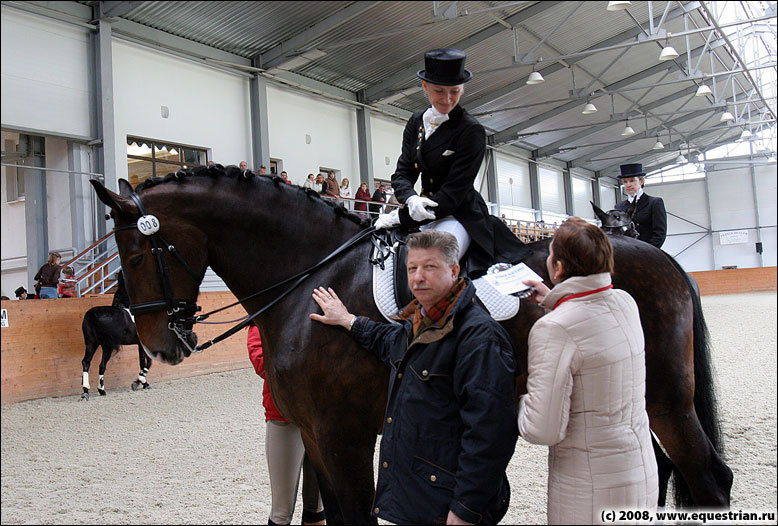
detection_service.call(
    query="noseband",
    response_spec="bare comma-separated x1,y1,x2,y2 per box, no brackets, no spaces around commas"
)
114,191,202,354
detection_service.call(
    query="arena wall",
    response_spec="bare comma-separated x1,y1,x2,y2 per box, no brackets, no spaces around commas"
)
1,292,252,405
3,270,776,405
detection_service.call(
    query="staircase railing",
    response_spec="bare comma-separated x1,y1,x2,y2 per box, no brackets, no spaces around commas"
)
62,232,121,296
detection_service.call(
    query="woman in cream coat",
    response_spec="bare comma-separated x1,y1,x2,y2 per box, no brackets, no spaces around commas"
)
520,217,658,525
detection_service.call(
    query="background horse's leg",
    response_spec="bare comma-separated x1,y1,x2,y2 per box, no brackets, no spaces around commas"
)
132,345,151,391
80,343,97,401
97,345,114,396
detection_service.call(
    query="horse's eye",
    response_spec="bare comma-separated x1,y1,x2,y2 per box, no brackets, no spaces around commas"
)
129,255,143,268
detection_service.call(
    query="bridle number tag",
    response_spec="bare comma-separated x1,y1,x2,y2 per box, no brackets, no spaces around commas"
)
137,215,160,236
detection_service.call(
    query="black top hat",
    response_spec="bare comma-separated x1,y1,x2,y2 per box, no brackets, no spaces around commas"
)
14,286,27,298
417,49,472,86
617,163,646,179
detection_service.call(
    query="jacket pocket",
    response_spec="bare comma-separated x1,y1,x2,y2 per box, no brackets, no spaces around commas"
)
412,456,456,491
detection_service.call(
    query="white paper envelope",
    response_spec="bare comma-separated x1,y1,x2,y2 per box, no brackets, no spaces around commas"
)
442,150,455,157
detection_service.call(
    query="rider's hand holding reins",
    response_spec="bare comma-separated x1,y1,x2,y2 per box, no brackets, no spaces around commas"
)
406,194,438,221
309,287,356,330
375,209,401,230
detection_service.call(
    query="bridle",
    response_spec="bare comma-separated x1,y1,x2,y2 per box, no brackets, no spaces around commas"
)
114,190,377,354
602,213,638,237
114,192,202,354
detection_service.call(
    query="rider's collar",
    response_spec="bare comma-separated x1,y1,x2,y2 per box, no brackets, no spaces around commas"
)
627,187,644,203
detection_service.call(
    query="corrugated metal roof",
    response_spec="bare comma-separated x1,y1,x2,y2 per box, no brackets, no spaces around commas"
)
72,0,773,171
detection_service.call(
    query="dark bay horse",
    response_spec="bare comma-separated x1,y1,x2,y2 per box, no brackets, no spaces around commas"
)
90,166,732,523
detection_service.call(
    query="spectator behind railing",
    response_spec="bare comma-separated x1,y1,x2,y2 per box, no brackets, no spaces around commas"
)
303,173,316,190
354,182,371,220
340,178,352,211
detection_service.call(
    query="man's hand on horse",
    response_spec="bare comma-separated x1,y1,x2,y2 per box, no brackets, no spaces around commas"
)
407,194,438,221
309,287,356,330
375,209,401,230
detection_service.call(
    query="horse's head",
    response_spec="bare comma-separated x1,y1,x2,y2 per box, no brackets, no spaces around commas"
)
91,176,209,365
590,201,639,238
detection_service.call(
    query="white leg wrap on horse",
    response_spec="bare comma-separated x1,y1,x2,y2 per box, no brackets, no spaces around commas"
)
420,216,470,261
138,374,146,383
82,372,90,389
99,375,105,390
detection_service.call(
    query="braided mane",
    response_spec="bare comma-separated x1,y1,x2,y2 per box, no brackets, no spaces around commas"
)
135,164,368,227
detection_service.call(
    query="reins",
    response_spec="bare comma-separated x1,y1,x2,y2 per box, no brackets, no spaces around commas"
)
114,188,378,353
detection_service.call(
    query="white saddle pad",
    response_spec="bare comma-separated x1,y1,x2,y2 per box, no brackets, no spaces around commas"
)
372,253,520,323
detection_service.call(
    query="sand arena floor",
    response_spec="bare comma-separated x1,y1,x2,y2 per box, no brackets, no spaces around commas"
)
1,292,776,524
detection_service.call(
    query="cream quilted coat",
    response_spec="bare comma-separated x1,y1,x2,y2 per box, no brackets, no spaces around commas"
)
518,273,658,525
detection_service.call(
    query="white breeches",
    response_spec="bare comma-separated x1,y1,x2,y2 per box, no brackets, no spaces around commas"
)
419,216,471,261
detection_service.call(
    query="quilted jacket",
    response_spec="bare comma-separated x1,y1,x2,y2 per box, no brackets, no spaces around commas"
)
518,273,658,525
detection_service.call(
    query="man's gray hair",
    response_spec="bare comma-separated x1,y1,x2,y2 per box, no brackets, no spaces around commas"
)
406,230,459,266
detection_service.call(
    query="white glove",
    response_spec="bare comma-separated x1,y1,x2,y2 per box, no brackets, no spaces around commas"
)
406,195,438,221
375,209,401,230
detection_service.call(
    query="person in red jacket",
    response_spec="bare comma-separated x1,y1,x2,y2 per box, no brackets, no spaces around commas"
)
247,324,325,526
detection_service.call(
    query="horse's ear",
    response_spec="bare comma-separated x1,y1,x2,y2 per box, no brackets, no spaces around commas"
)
118,178,134,197
590,201,609,223
90,179,137,217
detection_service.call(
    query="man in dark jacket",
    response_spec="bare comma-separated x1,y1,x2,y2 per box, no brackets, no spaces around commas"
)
369,184,387,220
310,230,518,525
375,48,531,277
614,163,667,248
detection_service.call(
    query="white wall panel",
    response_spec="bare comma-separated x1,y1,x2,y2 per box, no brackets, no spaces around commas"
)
112,40,252,181
707,168,761,269
495,154,531,209
599,183,617,210
371,114,404,184
649,180,714,271
267,83,359,187
538,166,565,215
755,164,777,267
572,176,594,219
1,9,92,139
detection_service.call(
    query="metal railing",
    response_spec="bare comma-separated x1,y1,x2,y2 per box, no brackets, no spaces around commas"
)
62,232,121,297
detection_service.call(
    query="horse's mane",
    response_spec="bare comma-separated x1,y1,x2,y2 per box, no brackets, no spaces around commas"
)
134,164,368,227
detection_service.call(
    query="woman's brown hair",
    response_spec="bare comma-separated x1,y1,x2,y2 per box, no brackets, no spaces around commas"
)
551,217,614,279
47,252,62,266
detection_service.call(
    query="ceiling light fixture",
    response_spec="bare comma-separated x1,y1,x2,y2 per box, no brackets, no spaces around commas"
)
582,102,598,114
606,1,632,11
526,67,545,85
621,120,635,136
676,152,688,164
652,136,664,150
740,129,753,140
659,38,679,61
720,111,735,123
695,84,713,97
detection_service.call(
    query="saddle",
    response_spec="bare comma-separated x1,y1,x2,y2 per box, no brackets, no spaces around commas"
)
370,230,520,323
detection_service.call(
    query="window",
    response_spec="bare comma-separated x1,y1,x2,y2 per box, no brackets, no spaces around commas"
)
538,166,566,215
495,154,532,209
572,176,594,219
126,137,207,188
4,134,44,202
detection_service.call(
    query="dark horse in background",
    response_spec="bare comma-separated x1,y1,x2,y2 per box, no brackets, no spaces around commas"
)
91,166,732,523
80,304,151,401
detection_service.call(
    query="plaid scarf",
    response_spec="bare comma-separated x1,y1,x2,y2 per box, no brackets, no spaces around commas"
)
400,279,466,339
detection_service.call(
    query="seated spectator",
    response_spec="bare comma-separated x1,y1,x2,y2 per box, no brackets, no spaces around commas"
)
58,266,77,298
369,184,387,220
324,171,340,198
259,165,268,175
280,171,292,184
14,286,36,300
340,178,352,210
239,161,249,170
354,182,371,219
303,173,316,190
315,174,326,194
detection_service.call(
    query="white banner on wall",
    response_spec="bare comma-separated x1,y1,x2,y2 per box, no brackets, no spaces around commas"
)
719,230,749,245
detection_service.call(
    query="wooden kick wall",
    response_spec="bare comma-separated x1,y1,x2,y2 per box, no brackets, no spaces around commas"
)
1,292,252,405
2,267,776,405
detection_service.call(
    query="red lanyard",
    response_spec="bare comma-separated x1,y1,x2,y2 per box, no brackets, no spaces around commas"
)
552,285,613,310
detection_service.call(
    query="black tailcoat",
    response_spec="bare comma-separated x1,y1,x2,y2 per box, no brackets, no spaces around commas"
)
391,105,531,275
615,193,667,248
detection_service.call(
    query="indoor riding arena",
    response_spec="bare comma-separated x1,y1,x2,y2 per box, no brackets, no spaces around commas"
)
2,2,777,525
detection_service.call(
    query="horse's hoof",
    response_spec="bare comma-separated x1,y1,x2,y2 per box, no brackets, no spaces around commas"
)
131,380,141,391
80,393,89,401
98,389,106,396
142,383,151,390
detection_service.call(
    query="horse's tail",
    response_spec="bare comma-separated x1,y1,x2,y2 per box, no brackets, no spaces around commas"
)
665,253,724,507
